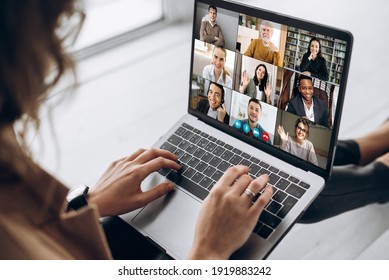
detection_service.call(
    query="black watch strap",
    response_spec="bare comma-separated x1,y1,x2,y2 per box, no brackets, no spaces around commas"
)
67,185,89,211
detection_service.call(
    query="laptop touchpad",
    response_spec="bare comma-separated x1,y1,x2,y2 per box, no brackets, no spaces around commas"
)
132,188,201,259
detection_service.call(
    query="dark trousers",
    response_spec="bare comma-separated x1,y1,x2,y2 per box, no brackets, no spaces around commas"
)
299,140,389,223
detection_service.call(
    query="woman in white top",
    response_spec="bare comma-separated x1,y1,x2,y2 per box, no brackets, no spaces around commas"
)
277,117,318,165
202,46,232,88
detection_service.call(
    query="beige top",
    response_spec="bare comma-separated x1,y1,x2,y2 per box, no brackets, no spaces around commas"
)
0,164,112,259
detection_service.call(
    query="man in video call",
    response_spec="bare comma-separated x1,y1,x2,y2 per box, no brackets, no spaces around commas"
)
234,97,272,144
196,81,230,124
286,74,329,128
200,5,225,47
244,20,281,67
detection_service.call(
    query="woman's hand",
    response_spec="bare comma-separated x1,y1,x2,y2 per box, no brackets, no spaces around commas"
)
88,148,181,217
277,125,289,142
188,165,273,259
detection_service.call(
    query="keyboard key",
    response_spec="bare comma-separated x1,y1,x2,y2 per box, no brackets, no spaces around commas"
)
189,134,201,144
173,149,185,159
208,136,217,142
182,131,194,140
250,156,260,164
216,140,225,146
204,142,217,152
182,123,193,130
241,152,251,158
201,152,213,163
187,157,200,168
278,171,289,178
209,157,222,167
174,127,187,136
196,161,208,172
203,166,216,177
178,140,190,150
269,166,279,173
175,176,208,200
286,184,306,199
211,170,223,181
199,177,212,189
212,146,225,156
299,181,311,189
197,138,209,148
229,154,243,165
269,173,280,185
220,150,234,161
160,142,176,153
257,225,273,239
276,178,290,190
180,153,192,163
193,148,205,158
166,170,180,182
167,134,182,146
193,128,201,134
186,143,197,154
224,144,233,150
259,210,282,229
158,168,170,176
278,196,297,218
266,201,282,214
240,159,251,167
249,164,261,175
232,148,242,155
288,176,300,184
273,190,287,203
192,172,204,183
259,161,270,169
183,167,196,179
217,160,231,172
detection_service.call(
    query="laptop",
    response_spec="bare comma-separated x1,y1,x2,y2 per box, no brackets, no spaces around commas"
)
120,0,353,259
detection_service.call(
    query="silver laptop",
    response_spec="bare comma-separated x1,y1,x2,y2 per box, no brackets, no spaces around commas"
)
121,0,353,259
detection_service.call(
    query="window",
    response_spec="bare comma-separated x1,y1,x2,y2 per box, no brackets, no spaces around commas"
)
72,0,164,58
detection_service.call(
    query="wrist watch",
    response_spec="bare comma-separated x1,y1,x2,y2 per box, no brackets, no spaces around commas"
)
66,184,89,211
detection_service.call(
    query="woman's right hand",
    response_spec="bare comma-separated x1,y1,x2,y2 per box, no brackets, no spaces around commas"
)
277,125,289,142
188,166,273,260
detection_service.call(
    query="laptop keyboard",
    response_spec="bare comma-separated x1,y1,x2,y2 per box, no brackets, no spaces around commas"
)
158,123,310,240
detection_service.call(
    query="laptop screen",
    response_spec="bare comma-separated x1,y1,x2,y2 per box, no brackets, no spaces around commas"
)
188,0,353,178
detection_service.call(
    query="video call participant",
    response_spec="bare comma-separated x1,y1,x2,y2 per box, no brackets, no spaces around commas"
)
244,20,282,67
199,5,225,47
277,117,318,165
233,97,272,144
196,81,230,124
202,46,232,88
239,63,272,104
286,75,329,128
299,37,329,81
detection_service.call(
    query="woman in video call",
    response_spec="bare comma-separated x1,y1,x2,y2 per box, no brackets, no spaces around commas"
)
286,74,329,127
196,82,230,124
299,37,329,81
239,63,272,105
0,0,274,260
202,46,232,88
277,118,318,165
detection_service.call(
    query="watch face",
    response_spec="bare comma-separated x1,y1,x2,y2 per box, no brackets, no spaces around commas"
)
67,185,88,201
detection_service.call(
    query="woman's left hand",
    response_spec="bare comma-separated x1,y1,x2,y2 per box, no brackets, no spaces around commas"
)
88,148,181,217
